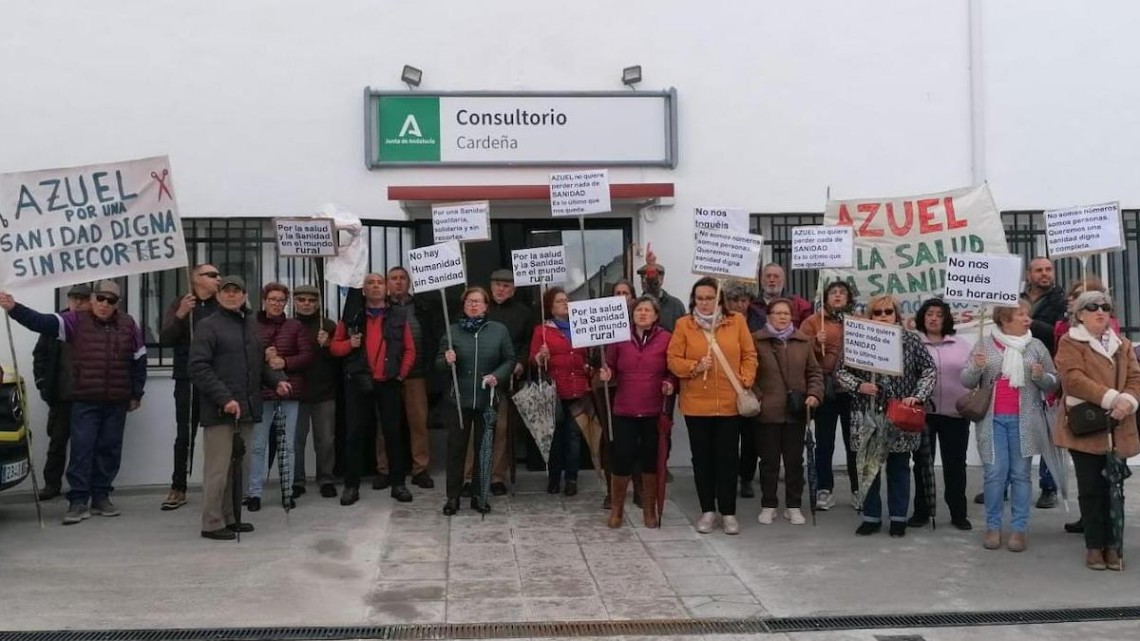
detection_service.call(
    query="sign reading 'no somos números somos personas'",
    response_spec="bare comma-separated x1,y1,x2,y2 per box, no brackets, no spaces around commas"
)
366,90,677,167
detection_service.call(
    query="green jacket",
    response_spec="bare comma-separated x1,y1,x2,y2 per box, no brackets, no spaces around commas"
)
436,319,516,410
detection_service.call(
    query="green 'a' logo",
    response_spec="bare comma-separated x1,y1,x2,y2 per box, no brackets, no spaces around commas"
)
378,96,441,162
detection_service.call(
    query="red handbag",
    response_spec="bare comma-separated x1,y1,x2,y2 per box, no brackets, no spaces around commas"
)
886,399,926,432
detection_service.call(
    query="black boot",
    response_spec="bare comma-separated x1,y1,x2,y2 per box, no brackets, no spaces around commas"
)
340,486,360,506
443,497,459,516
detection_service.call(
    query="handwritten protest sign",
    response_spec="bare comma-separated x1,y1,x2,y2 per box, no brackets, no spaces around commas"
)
568,296,631,349
1043,201,1124,258
791,226,855,270
694,206,749,233
842,317,903,376
822,184,1009,319
550,170,611,217
943,253,1022,305
0,156,187,289
274,218,338,257
407,241,465,292
432,201,490,243
512,246,567,286
691,229,763,280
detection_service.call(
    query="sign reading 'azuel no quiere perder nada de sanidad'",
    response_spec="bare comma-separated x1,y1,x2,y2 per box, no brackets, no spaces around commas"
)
366,90,677,167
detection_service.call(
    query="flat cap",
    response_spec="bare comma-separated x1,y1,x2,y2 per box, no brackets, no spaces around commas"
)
293,284,321,297
490,269,514,283
218,275,247,292
637,263,665,276
67,283,92,298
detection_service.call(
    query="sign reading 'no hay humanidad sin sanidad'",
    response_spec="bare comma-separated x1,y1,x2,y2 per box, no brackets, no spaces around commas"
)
365,89,678,168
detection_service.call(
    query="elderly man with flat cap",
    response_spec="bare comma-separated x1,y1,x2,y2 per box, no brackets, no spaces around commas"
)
0,280,146,526
189,275,290,540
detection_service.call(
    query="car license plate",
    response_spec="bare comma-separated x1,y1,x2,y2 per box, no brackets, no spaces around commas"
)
1,458,28,484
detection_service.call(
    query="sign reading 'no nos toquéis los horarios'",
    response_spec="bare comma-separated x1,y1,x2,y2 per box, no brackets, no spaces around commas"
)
366,90,678,168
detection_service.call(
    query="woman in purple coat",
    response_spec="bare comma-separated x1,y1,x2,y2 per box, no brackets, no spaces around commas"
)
599,296,676,528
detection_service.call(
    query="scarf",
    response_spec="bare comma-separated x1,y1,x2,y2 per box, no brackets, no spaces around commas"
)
765,322,795,342
991,327,1033,388
460,315,487,333
552,319,572,342
693,309,721,331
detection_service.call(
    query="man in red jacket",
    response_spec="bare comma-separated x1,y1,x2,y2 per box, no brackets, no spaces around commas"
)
330,273,416,506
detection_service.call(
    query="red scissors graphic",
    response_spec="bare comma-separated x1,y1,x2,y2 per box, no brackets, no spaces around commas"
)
151,168,173,202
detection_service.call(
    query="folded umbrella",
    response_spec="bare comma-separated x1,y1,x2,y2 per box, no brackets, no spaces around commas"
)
273,402,293,513
804,410,818,526
231,416,246,542
512,373,556,465
477,386,498,517
1036,399,1072,510
856,408,889,512
1106,421,1131,562
572,395,607,486
916,424,937,528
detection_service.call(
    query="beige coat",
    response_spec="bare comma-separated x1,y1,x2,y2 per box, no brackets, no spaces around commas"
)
1053,326,1140,457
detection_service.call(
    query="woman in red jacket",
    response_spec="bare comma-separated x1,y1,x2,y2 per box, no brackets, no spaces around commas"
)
599,296,675,528
248,283,314,511
531,287,591,496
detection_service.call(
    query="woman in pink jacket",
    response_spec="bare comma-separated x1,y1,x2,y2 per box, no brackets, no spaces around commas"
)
600,296,676,529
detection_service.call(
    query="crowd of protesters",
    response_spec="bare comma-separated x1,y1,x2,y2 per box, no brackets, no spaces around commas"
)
4,253,1137,571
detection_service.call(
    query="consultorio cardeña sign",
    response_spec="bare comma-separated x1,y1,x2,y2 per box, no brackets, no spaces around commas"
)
365,88,678,168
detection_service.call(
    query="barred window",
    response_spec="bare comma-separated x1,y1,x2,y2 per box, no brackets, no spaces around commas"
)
55,217,415,369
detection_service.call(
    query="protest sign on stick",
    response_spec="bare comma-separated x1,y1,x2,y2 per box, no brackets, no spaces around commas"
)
512,245,568,331
1043,201,1123,258
691,229,763,281
942,253,1022,306
432,201,490,243
274,218,338,257
791,226,854,270
0,155,188,289
408,241,466,433
551,169,611,298
568,296,631,349
694,206,749,234
842,317,903,376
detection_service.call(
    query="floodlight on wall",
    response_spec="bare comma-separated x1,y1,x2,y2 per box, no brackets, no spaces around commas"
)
401,65,423,88
621,65,642,88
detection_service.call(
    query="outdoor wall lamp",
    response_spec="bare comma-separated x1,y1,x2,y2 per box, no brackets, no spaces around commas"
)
622,65,642,88
401,65,423,88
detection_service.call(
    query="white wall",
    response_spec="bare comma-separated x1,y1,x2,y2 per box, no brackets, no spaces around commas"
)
0,1,1135,486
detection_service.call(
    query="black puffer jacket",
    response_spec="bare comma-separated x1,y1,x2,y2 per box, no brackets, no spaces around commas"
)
32,309,72,403
189,307,286,425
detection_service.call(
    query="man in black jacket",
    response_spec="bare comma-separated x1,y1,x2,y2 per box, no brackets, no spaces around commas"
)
291,284,339,499
31,284,91,500
158,263,220,511
189,276,289,540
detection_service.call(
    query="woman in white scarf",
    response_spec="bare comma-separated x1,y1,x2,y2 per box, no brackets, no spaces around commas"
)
961,301,1058,553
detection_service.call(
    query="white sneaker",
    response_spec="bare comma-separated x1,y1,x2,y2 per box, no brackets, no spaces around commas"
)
722,515,741,535
696,511,717,533
784,508,806,525
757,507,776,524
816,490,835,511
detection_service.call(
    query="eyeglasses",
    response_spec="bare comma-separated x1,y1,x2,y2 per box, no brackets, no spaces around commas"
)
265,297,288,304
464,299,486,306
95,294,119,305
197,271,220,279
871,308,894,317
1082,303,1112,313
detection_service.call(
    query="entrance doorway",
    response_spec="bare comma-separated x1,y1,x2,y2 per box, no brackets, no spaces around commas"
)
412,216,635,307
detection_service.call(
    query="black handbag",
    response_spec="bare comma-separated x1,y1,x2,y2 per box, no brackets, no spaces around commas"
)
769,343,807,418
1067,402,1111,436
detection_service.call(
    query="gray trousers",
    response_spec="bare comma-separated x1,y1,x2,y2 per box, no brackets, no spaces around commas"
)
202,422,253,532
294,399,337,486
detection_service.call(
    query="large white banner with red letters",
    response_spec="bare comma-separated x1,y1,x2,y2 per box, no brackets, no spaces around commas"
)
0,156,187,289
822,184,1009,322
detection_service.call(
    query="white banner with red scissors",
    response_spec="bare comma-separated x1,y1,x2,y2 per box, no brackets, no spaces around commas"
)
0,155,188,289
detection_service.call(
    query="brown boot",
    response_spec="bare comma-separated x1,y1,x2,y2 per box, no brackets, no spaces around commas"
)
632,470,643,508
608,475,630,528
642,473,659,528
1007,532,1027,553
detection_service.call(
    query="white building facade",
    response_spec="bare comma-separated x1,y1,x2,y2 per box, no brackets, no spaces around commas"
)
2,0,1139,486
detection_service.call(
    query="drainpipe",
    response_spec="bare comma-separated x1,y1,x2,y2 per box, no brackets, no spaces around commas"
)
968,0,986,186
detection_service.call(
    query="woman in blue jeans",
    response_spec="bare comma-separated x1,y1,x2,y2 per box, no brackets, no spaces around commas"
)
961,301,1057,552
836,294,936,538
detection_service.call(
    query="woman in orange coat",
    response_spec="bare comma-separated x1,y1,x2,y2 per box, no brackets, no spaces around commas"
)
667,277,758,536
